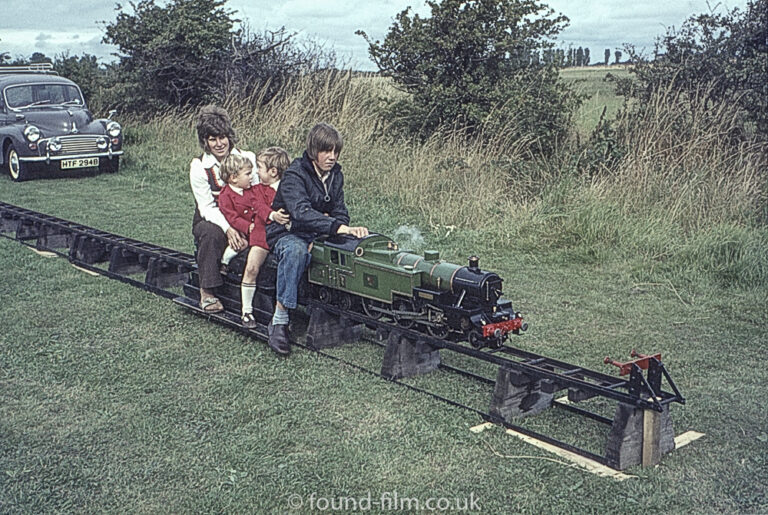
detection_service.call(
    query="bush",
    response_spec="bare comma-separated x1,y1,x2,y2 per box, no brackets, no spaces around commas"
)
616,0,768,142
358,0,581,153
52,54,107,112
101,0,336,112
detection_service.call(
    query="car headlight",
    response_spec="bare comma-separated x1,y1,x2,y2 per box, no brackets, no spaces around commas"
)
48,138,62,152
97,137,108,150
24,125,41,142
106,121,121,138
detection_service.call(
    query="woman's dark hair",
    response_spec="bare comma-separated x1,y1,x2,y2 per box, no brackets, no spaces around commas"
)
306,122,343,161
196,105,237,152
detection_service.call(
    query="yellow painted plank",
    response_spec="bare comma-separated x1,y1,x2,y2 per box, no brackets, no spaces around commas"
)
71,264,101,277
29,248,57,258
469,422,494,433
674,430,705,448
503,428,637,481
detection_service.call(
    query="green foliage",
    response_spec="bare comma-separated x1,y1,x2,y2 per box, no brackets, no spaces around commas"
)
618,0,768,141
53,54,106,109
101,0,336,112
358,0,581,153
103,0,237,110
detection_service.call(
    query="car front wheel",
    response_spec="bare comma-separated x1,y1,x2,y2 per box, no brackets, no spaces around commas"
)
5,144,29,182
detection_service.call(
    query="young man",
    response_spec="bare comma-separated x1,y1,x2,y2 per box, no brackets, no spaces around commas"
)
265,123,368,355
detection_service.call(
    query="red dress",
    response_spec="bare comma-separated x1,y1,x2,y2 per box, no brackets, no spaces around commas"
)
218,183,276,250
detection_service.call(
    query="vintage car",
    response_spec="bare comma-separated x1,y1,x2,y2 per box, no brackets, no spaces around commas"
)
0,63,123,182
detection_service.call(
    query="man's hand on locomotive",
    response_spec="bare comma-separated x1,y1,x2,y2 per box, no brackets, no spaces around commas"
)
337,225,369,238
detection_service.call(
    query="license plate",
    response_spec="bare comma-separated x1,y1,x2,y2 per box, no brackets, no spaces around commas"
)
61,157,99,169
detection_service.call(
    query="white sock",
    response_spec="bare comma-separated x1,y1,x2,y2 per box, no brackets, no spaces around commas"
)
241,282,256,316
222,246,238,265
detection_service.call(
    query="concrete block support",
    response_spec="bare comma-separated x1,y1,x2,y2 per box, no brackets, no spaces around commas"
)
605,402,675,470
305,306,363,350
380,331,441,379
488,365,554,422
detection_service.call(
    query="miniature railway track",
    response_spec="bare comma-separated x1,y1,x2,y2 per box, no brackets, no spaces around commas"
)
0,200,687,470
312,301,682,413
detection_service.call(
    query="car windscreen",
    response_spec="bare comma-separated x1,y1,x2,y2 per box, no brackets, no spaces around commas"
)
4,83,84,109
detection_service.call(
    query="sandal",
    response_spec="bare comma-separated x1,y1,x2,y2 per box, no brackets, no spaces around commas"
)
241,313,257,329
200,296,224,313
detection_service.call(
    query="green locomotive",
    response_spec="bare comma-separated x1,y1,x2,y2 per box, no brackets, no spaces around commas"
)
307,233,527,348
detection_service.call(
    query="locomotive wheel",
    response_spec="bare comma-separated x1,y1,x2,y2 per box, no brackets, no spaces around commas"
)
361,298,382,319
338,292,353,311
427,323,449,339
317,287,331,303
468,330,484,349
394,299,415,328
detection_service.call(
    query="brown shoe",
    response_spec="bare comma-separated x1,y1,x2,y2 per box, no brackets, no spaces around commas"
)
268,323,291,356
200,296,224,313
241,313,257,329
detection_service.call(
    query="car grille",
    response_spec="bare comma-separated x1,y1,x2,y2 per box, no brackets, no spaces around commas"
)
58,135,102,155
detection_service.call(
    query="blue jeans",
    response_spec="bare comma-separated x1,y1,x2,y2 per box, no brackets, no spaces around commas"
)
273,234,311,310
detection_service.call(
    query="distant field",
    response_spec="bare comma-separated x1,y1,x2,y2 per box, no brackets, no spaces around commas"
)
560,66,630,136
352,66,631,136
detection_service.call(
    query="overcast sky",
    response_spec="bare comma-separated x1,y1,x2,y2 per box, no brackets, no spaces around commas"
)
0,0,751,70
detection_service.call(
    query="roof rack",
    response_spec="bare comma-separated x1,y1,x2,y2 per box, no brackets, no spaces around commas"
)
0,63,58,75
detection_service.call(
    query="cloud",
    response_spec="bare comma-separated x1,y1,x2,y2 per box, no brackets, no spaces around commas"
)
0,29,115,61
1,0,750,69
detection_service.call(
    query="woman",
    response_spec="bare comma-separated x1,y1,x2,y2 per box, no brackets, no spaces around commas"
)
189,105,255,312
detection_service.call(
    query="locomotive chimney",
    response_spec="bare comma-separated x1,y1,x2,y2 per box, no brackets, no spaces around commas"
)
468,256,479,270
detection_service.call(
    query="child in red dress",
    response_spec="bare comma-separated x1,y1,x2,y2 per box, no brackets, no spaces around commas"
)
218,148,291,328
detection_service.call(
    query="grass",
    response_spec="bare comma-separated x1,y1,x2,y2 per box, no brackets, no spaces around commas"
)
1,72,767,512
560,66,628,137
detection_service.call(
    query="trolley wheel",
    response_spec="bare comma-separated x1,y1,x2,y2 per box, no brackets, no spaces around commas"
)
427,323,449,339
338,292,353,311
317,287,331,303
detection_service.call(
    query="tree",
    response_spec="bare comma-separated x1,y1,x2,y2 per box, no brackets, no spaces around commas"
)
620,0,768,140
584,47,590,66
54,53,105,106
614,50,622,64
604,48,610,65
576,47,584,67
101,0,336,111
358,0,581,152
103,0,237,108
29,52,52,64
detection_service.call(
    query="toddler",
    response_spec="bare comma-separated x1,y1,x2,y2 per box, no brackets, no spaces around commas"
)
218,148,291,327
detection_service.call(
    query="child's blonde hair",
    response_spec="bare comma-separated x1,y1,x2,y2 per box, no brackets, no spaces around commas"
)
220,153,252,184
257,147,291,179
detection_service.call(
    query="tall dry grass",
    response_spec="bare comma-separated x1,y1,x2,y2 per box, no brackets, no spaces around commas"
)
130,73,766,286
596,83,766,231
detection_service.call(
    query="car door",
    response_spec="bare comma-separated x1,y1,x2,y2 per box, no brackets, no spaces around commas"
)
0,92,8,127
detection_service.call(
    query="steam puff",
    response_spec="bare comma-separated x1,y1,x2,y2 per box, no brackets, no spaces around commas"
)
392,225,426,252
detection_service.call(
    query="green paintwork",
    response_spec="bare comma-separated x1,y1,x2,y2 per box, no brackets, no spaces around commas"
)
308,234,464,305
